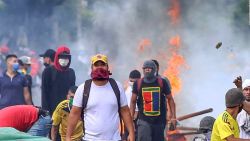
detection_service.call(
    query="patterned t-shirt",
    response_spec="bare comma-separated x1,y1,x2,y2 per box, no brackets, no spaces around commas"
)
132,78,171,124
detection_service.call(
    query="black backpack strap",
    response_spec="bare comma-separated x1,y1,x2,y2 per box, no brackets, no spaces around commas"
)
157,76,163,90
108,78,123,137
81,79,92,134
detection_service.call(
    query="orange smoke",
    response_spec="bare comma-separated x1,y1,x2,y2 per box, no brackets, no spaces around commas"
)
167,0,181,25
138,39,152,52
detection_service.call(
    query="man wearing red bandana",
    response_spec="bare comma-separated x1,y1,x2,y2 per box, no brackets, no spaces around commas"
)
66,54,135,141
41,46,76,117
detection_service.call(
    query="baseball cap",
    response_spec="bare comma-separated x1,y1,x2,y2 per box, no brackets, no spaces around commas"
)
91,54,108,64
225,88,245,108
39,49,56,61
19,56,32,65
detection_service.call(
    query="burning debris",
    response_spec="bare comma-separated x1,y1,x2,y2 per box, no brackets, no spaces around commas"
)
216,42,222,49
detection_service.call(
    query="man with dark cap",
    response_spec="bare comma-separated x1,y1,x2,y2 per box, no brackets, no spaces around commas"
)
211,88,249,141
40,49,56,67
130,60,176,141
41,46,75,116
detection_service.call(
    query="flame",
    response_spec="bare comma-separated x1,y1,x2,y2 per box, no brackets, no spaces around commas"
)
138,39,152,52
163,52,185,94
169,35,181,48
136,0,186,96
163,35,186,95
164,0,186,96
167,0,181,25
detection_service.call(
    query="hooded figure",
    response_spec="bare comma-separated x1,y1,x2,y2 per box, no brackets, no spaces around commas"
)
142,60,157,83
54,46,71,71
41,46,76,116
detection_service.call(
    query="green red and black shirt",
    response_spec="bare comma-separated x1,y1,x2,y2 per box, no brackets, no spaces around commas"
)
132,78,171,124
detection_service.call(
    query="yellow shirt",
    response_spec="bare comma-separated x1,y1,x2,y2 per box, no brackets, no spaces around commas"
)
211,111,239,141
52,100,83,141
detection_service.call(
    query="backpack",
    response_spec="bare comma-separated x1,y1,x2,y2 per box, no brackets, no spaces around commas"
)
81,78,123,136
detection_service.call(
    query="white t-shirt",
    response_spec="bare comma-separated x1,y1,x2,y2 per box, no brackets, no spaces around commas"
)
237,110,250,139
73,80,127,141
125,86,132,108
125,85,138,111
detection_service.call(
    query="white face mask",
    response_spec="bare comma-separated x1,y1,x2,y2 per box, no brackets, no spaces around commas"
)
128,81,134,86
58,59,69,67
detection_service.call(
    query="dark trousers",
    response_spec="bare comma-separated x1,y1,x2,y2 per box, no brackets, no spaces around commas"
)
137,119,165,141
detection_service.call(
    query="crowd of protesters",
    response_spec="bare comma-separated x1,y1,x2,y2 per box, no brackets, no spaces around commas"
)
0,46,250,141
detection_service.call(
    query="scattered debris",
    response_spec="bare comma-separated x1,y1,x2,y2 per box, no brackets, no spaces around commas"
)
216,42,222,49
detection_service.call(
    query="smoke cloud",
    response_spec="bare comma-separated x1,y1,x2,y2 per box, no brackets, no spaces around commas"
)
0,0,249,127
79,0,250,127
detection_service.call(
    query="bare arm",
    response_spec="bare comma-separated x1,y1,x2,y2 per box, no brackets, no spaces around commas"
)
23,87,32,105
166,94,176,130
66,106,82,141
51,125,59,141
167,102,172,122
166,94,176,120
226,135,250,141
121,106,135,141
130,93,137,119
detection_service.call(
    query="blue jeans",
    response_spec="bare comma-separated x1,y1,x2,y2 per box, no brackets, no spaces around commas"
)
27,115,52,137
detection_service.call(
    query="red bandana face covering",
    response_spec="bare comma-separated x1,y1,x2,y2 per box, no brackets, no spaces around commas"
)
91,68,109,80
